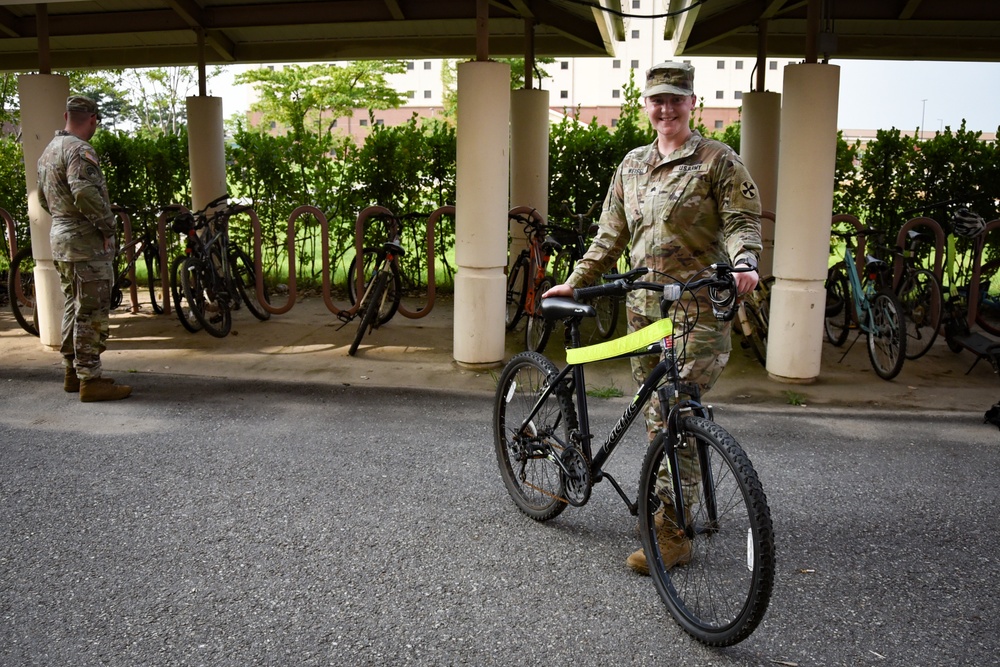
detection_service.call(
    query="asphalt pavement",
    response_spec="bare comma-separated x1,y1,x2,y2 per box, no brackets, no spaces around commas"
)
2,295,1000,665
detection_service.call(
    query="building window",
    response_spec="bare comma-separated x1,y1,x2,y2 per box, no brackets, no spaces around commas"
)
769,61,778,70
735,61,744,70
424,90,432,98
561,61,569,70
560,90,569,99
331,120,337,128
612,89,620,99
611,117,620,127
734,91,743,100
715,90,724,99
375,119,384,126
269,121,276,129
631,29,640,39
406,91,415,99
360,119,368,127
424,61,432,70
406,62,414,70
631,59,639,69
717,60,725,69
714,120,724,129
632,0,640,8
612,59,621,69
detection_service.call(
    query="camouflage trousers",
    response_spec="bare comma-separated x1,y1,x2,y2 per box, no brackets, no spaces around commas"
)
628,309,731,507
55,259,112,381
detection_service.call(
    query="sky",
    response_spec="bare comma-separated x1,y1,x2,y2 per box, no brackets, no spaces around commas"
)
209,59,1000,136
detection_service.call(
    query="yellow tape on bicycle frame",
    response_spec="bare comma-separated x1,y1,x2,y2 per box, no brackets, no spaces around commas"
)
565,318,673,364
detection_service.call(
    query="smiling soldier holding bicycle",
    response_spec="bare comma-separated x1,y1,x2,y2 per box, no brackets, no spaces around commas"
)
544,62,762,575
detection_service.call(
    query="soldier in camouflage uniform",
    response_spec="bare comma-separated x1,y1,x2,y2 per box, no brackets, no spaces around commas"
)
37,95,131,402
545,62,761,574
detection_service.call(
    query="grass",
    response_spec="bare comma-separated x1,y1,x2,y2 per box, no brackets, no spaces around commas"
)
783,390,806,406
586,383,624,399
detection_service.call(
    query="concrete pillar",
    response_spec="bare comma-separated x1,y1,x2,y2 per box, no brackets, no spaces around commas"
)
18,74,69,349
766,63,840,382
509,88,550,265
185,96,227,210
740,91,781,276
454,60,511,367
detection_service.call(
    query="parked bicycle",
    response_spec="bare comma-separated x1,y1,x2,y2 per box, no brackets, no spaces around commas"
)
493,263,774,646
170,194,271,338
345,225,406,357
548,200,620,341
824,226,907,380
111,206,165,314
505,208,561,352
7,243,38,337
735,274,773,367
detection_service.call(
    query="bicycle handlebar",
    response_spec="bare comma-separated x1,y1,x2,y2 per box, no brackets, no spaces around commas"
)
572,264,750,323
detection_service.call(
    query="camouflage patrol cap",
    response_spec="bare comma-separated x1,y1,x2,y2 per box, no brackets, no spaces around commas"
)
643,62,695,97
66,95,100,119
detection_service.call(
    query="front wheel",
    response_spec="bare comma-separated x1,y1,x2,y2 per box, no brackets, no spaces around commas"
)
144,245,164,314
231,247,271,321
866,289,906,380
524,277,555,353
505,255,529,331
591,289,620,340
347,249,401,325
493,351,579,522
8,245,39,337
638,417,774,647
181,255,232,338
170,255,202,333
898,268,941,360
349,271,388,356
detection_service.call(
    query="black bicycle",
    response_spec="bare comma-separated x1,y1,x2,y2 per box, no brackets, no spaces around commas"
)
493,263,774,646
346,231,405,357
111,206,165,314
170,194,271,338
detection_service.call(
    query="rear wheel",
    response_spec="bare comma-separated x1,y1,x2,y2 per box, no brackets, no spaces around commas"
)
505,255,529,331
824,264,851,346
181,255,231,338
639,417,774,647
347,248,401,325
145,245,164,314
866,289,906,380
8,245,39,337
898,268,942,359
493,352,578,522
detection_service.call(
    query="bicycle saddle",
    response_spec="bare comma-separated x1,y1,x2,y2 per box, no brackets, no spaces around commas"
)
540,297,596,321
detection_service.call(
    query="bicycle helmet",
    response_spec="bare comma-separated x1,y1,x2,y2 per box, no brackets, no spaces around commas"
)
952,207,986,238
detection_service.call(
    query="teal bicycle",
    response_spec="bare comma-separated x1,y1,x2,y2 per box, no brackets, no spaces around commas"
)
493,264,774,646
824,227,907,380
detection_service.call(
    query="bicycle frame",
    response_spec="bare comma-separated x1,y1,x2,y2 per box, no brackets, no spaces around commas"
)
840,242,878,334
514,311,713,525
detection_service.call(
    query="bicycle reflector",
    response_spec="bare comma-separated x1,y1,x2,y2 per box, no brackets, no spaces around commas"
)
663,283,682,302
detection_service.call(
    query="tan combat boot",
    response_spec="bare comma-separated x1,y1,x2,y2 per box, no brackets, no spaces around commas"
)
80,377,132,402
626,504,693,576
64,366,80,393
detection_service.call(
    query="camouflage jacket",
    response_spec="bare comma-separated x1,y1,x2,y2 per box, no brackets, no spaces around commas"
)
567,131,762,317
37,131,116,262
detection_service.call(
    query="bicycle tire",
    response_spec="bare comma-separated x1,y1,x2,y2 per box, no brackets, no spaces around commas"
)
866,288,906,380
592,289,620,340
974,258,1000,337
8,245,39,337
145,245,164,314
505,255,529,331
181,255,231,338
170,255,203,333
824,264,851,347
741,300,768,366
347,249,401,325
231,247,271,321
349,270,388,356
639,417,774,646
493,351,578,521
898,267,942,360
524,277,555,353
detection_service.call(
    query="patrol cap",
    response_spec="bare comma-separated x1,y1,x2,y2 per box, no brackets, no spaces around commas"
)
66,95,100,119
643,62,695,97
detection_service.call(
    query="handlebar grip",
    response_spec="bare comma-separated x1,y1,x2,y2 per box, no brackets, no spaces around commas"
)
573,280,626,301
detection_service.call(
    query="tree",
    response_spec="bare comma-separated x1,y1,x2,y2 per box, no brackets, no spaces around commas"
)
121,66,221,136
235,62,407,139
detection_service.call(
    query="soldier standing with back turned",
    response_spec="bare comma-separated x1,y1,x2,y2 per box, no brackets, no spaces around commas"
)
37,95,131,402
